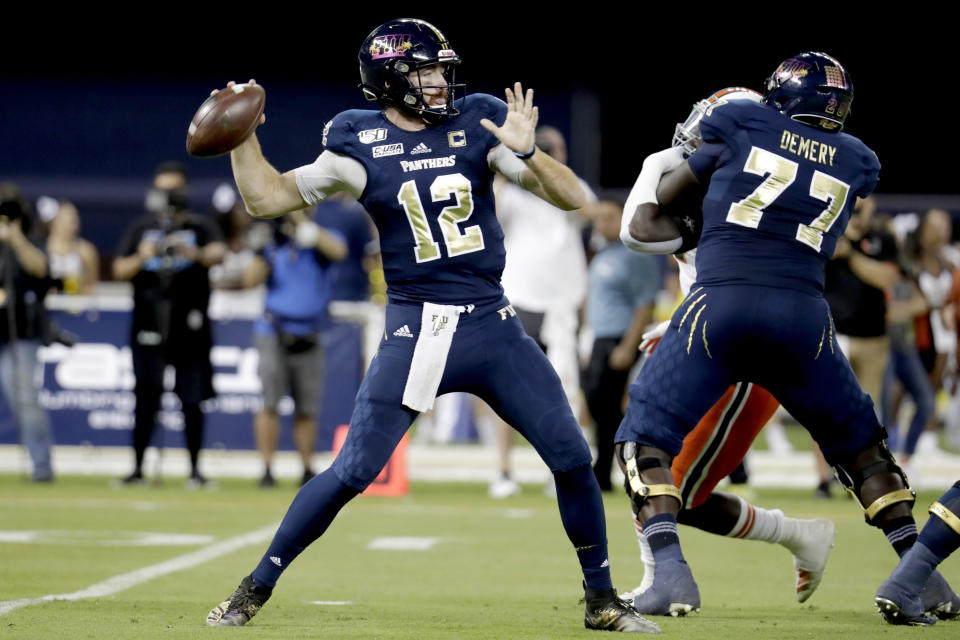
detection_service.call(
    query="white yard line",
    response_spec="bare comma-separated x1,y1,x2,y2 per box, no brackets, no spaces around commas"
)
0,522,278,617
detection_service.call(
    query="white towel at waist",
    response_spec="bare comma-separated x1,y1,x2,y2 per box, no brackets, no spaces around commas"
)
402,302,473,412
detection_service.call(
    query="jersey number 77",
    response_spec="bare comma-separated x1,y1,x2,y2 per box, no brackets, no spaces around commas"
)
726,146,850,252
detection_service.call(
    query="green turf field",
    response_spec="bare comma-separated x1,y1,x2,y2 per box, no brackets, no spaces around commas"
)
1,475,957,639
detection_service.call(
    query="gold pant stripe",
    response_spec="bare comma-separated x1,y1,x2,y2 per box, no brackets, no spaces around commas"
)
929,502,960,536
864,489,916,521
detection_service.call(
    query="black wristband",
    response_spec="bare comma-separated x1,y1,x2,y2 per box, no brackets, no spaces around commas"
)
514,144,536,160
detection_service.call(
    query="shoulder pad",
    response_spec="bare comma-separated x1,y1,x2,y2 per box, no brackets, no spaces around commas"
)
699,100,771,144
458,93,508,126
322,109,382,154
841,133,881,195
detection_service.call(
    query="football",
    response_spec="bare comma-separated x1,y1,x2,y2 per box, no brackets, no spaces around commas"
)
185,83,266,157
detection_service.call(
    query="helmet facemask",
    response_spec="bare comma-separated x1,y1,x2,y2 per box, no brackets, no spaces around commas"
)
672,99,709,158
392,57,464,125
673,87,763,157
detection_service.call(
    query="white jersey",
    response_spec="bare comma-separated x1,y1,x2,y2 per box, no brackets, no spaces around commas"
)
498,178,595,312
675,248,698,297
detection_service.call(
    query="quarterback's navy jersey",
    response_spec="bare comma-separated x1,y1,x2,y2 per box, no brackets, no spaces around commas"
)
322,93,509,306
687,100,880,295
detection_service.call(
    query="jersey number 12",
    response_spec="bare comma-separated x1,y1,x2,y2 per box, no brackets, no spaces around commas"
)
398,173,485,262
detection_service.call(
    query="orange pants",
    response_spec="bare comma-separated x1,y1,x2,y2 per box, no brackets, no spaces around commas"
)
671,382,780,509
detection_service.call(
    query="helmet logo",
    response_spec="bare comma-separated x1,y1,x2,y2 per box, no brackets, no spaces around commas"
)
823,65,849,89
369,34,413,60
774,58,812,85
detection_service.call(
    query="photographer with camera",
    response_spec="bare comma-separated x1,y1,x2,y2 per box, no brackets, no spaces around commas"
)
243,207,346,487
113,162,226,487
0,182,55,482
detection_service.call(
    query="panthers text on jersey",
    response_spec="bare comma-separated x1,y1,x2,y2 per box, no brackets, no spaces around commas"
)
687,99,880,295
320,93,510,306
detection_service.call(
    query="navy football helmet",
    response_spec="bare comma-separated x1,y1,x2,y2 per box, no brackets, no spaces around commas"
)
763,52,853,132
358,19,464,125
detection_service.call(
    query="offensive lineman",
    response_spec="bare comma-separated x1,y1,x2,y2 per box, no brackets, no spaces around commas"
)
615,52,960,620
205,19,657,634
618,87,836,609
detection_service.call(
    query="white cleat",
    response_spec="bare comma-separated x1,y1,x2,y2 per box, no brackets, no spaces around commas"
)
488,476,521,499
781,518,835,603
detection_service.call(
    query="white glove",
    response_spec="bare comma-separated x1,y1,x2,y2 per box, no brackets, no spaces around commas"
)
295,220,321,248
639,319,670,355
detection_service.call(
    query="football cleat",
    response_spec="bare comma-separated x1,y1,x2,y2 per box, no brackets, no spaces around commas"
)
584,583,661,634
875,590,937,627
206,575,273,627
920,569,960,620
779,517,835,603
630,559,700,617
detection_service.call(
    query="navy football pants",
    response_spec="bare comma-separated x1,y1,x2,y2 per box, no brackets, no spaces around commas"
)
333,297,593,490
616,285,885,465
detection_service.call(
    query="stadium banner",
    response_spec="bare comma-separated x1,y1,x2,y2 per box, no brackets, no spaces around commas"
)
0,291,370,453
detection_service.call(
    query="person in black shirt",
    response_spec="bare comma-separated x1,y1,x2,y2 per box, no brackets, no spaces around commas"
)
0,182,54,482
113,163,226,487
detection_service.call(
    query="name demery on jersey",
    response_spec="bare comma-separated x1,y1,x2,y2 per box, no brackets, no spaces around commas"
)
400,155,457,172
778,130,837,166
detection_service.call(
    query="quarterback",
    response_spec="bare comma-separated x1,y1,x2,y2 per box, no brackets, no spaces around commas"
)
205,18,657,634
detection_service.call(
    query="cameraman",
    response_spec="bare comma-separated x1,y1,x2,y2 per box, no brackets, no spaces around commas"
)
0,182,54,482
243,208,346,487
113,162,226,487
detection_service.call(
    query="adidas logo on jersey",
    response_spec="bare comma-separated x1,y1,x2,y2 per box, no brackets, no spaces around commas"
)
410,142,432,155
270,556,282,567
393,325,414,338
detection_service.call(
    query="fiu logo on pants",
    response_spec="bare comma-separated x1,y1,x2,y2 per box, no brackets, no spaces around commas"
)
430,314,450,336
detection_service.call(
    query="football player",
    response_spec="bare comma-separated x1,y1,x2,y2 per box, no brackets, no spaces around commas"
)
876,480,960,625
205,19,658,634
617,87,836,608
614,52,960,619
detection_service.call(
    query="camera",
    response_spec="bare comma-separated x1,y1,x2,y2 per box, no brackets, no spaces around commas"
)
145,187,189,216
0,196,25,223
155,235,179,258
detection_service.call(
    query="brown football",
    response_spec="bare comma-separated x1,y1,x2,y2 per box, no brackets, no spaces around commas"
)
186,83,265,157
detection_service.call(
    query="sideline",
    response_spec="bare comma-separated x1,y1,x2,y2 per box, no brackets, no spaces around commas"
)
0,522,278,617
